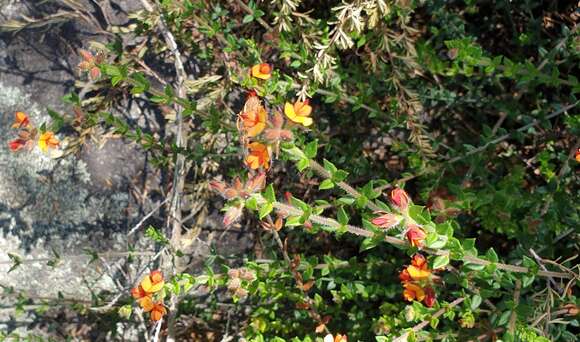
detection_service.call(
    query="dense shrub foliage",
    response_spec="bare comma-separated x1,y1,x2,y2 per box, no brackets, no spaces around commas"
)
2,0,579,341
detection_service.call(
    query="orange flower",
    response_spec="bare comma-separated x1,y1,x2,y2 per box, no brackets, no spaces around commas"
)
251,63,272,80
371,212,402,229
38,132,59,152
245,142,270,169
406,224,426,247
391,188,410,211
130,285,148,299
12,112,30,129
241,106,267,137
411,254,427,269
140,270,165,293
8,139,28,152
403,282,425,302
139,296,167,321
284,100,313,127
576,148,580,162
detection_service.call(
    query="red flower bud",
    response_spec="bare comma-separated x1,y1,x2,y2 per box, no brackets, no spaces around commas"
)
371,212,402,229
391,188,410,211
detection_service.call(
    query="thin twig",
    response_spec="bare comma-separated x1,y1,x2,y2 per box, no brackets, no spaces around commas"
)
272,202,575,279
508,280,521,335
128,198,170,236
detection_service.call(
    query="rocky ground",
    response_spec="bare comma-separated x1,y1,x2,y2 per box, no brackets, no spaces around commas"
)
0,1,252,340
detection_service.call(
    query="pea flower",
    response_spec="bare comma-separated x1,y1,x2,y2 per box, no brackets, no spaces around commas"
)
12,112,30,129
251,63,272,80
140,270,165,293
371,211,402,229
403,282,425,302
284,100,313,127
391,188,410,211
406,224,427,247
245,142,270,169
139,296,167,321
240,105,267,137
38,132,60,152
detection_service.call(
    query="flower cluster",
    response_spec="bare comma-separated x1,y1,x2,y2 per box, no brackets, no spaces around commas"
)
7,112,60,153
227,267,257,298
239,63,313,170
399,254,437,307
131,270,167,321
371,188,428,247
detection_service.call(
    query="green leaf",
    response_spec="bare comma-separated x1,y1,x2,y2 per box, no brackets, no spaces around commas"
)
332,170,349,183
242,14,254,23
471,295,482,310
337,207,349,225
319,179,335,190
297,158,310,171
431,255,449,270
485,248,499,263
323,159,338,174
304,140,318,158
263,184,276,203
259,203,273,219
360,237,380,252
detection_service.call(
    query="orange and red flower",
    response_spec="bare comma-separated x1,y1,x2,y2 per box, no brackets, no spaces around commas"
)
131,270,167,321
400,254,437,307
251,63,272,80
403,282,426,302
38,131,59,152
12,112,30,129
240,105,267,137
284,100,313,127
139,296,167,321
406,224,426,247
245,142,270,169
140,270,165,293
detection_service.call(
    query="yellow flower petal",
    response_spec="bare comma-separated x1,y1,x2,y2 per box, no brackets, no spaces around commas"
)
302,117,313,127
407,265,431,281
140,275,164,293
284,102,297,121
